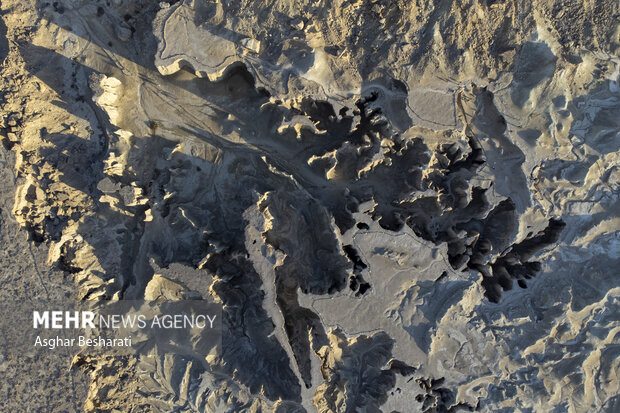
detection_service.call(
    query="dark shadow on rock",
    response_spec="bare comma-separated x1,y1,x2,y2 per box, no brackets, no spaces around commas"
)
0,10,8,66
316,329,419,412
416,376,475,412
480,218,565,303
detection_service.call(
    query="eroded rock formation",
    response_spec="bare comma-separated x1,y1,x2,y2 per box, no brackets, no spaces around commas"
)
0,0,618,411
